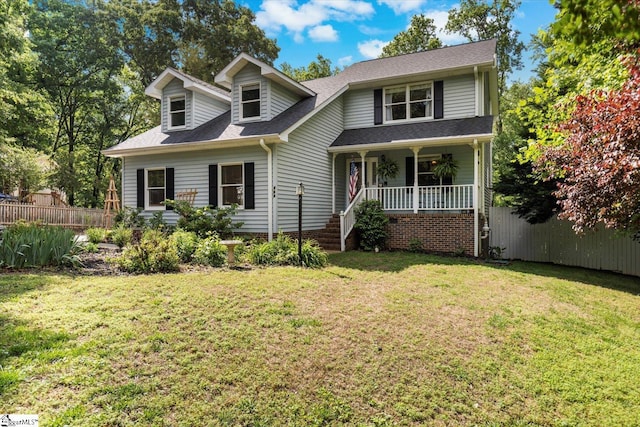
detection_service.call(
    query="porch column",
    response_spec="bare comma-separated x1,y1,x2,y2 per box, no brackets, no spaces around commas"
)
359,151,368,197
412,147,420,213
473,139,479,257
332,153,337,214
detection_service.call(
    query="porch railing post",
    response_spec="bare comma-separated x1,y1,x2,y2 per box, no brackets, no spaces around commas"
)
339,210,345,252
412,147,420,213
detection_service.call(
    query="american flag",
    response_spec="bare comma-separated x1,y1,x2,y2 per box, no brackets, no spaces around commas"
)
348,160,359,202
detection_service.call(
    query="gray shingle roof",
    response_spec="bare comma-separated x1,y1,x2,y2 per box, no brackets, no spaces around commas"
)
105,40,496,154
330,116,494,148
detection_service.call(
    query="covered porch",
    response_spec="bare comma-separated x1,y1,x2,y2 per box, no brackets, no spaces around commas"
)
327,117,494,255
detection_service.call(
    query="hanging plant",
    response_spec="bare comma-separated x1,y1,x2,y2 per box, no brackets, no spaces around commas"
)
432,155,459,180
376,156,399,186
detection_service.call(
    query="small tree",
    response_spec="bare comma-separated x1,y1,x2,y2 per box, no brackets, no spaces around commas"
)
164,200,243,239
0,145,48,197
354,200,389,251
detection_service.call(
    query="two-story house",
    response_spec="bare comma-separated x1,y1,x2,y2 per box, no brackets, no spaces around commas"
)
103,39,498,256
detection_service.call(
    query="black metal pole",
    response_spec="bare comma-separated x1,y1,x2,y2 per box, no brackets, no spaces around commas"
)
298,191,302,264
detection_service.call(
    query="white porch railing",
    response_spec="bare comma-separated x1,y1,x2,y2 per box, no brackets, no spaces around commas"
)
366,184,474,211
339,187,364,252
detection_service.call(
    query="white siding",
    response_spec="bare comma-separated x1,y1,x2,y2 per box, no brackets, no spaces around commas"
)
443,74,475,119
270,81,301,119
122,146,269,232
232,64,268,124
343,89,373,129
343,75,477,129
276,98,344,231
193,92,229,128
162,79,192,132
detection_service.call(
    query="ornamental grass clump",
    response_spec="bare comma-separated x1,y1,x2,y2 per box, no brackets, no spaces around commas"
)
247,232,327,268
0,222,82,268
115,229,179,274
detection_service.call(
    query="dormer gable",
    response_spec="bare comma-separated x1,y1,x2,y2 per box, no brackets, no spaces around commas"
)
215,53,316,125
146,67,231,133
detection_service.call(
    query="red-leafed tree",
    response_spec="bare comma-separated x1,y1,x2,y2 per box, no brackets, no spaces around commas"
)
537,55,640,236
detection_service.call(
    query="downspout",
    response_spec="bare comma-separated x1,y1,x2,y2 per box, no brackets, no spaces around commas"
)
260,138,273,241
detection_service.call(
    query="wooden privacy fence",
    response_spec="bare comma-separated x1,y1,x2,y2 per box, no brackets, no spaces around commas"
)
490,207,640,277
0,203,104,229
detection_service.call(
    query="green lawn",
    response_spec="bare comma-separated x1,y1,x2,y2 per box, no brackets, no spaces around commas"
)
1,252,639,426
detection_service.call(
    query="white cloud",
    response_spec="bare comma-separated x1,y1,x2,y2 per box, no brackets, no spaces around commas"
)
309,24,339,42
423,9,468,45
358,39,389,58
255,0,374,41
338,55,353,66
358,24,387,36
377,0,428,15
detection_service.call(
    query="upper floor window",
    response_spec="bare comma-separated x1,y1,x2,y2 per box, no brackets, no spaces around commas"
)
169,96,186,129
240,83,260,120
220,163,244,207
384,82,432,122
146,168,165,209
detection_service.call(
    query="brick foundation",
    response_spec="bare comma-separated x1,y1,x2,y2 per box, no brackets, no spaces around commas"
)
386,212,475,256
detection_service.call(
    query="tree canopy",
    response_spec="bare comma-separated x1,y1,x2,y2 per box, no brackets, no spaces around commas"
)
281,54,339,82
380,14,442,58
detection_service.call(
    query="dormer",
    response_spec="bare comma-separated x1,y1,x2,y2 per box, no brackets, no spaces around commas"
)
146,68,231,133
215,53,316,125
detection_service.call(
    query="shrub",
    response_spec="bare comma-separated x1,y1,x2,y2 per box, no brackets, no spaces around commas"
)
83,242,100,253
193,236,227,267
111,226,133,248
115,229,179,274
408,237,423,253
170,230,199,263
354,200,389,251
114,207,146,229
148,211,170,233
164,200,243,239
85,227,108,244
247,232,327,268
0,223,82,268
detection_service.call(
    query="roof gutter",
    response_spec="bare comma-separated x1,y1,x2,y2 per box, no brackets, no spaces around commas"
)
102,134,282,158
327,133,494,154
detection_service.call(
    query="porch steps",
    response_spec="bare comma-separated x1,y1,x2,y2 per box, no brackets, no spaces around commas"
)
314,214,342,251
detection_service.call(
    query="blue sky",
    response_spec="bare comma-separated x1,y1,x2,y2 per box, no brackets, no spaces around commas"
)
240,0,558,82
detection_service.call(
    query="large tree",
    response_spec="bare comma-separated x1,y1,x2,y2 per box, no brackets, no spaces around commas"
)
0,0,53,150
380,14,442,58
446,0,524,94
281,54,339,81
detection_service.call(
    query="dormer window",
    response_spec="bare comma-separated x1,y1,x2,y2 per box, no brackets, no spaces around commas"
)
169,96,186,129
240,83,260,120
384,82,432,122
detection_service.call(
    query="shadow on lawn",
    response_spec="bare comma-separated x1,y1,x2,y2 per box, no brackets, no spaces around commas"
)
328,251,640,295
0,273,53,303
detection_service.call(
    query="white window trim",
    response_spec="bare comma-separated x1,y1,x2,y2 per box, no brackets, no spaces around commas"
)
383,81,433,124
145,167,166,211
218,162,245,209
239,82,261,122
168,95,186,130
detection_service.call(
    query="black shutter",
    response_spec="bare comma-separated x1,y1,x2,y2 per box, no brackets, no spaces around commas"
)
434,80,444,119
165,168,174,210
373,89,383,125
244,162,255,210
136,169,144,208
406,157,414,186
209,164,218,207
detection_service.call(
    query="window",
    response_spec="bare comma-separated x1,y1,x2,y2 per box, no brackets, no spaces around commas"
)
146,168,165,209
384,82,432,122
220,164,244,207
169,96,186,129
417,155,453,186
240,83,260,120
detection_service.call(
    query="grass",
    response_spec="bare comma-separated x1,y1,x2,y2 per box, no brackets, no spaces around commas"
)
1,252,639,426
